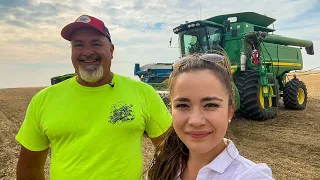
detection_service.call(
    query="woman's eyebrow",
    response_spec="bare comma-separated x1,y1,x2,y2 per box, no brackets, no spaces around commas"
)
201,97,223,102
173,97,189,102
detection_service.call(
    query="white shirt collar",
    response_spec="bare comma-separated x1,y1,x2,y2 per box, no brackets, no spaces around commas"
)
176,139,239,178
198,139,239,174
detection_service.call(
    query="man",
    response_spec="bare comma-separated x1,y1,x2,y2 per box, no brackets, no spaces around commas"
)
145,69,155,83
15,15,172,180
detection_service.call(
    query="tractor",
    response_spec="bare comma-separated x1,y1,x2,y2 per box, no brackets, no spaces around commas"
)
135,12,314,120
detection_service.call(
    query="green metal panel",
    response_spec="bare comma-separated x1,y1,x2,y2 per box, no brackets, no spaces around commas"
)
230,22,255,34
278,45,303,65
224,39,242,66
264,34,314,55
253,24,275,33
206,12,276,28
261,43,278,62
264,35,313,48
260,42,303,77
200,20,224,27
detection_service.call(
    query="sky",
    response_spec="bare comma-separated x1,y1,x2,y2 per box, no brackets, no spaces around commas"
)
0,0,319,88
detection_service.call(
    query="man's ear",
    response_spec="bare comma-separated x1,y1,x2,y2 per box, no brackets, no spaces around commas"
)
110,44,115,59
110,44,114,52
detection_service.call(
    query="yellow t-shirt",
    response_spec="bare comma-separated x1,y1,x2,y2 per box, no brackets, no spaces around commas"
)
16,74,172,180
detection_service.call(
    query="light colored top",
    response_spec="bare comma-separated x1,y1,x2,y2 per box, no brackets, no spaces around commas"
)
16,74,172,180
176,139,274,180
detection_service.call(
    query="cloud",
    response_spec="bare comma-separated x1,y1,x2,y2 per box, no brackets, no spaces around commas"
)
0,1,81,30
0,0,30,7
6,19,32,28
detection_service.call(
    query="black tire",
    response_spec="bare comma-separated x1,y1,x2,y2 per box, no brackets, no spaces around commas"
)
283,78,307,110
234,70,278,120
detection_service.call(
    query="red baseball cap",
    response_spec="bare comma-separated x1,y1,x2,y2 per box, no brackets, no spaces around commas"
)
61,15,112,42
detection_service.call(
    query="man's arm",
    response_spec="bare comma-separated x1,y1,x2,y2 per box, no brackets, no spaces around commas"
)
150,132,167,148
16,146,49,180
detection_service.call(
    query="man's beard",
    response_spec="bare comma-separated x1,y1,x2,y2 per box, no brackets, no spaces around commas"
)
78,64,104,83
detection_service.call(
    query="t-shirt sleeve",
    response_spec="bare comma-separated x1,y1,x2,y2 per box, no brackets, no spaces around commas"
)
15,93,50,151
144,85,172,138
237,163,274,180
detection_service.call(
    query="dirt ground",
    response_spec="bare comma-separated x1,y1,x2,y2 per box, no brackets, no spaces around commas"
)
0,72,319,180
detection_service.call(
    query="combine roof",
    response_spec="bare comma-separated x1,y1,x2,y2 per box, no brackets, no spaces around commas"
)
206,12,276,27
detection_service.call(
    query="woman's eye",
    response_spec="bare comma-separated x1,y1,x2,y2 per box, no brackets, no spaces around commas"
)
204,103,219,108
175,104,189,108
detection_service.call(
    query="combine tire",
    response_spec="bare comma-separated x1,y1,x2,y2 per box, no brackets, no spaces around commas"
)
283,78,307,110
234,70,278,120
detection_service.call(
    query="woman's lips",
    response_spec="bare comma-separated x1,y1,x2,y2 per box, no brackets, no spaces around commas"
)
186,131,211,139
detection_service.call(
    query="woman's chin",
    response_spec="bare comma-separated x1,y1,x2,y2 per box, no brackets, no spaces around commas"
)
186,143,213,154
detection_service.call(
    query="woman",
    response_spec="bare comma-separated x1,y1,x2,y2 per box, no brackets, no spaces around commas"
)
147,52,274,180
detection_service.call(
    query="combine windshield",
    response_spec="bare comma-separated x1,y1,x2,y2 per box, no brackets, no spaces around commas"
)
179,26,222,56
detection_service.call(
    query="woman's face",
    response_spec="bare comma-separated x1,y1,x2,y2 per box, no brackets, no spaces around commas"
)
170,70,234,154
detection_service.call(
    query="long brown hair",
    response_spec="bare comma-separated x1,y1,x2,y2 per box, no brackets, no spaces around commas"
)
147,51,234,180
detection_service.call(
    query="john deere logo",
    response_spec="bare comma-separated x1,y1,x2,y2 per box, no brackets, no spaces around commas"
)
76,15,91,23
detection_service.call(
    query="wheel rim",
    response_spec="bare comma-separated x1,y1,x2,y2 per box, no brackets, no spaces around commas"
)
259,86,274,108
297,88,305,105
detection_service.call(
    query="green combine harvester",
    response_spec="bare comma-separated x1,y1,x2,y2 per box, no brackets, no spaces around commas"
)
170,12,314,120
51,12,314,121
134,12,314,120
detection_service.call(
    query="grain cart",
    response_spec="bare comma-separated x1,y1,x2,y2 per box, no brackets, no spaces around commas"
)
134,63,172,90
171,12,314,120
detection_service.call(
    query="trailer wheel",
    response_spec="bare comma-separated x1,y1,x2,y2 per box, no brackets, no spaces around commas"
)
234,70,278,120
283,78,307,110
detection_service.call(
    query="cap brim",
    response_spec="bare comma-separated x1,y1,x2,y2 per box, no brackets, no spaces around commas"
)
61,22,106,41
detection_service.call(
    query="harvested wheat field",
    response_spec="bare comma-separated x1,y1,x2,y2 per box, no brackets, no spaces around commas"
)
0,72,319,180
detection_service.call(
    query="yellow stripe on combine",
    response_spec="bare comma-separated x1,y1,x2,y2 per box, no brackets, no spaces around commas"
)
264,62,302,66
230,62,301,69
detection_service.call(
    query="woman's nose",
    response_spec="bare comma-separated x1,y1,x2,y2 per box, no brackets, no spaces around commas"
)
188,109,206,127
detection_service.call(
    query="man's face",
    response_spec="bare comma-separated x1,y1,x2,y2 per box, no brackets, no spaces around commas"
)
70,28,114,86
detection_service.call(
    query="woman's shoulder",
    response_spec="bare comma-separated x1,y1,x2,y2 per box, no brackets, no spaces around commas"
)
225,140,274,180
232,152,274,179
233,162,274,180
